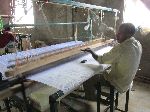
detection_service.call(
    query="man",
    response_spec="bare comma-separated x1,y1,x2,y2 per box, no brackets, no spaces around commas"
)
0,26,17,54
82,23,142,100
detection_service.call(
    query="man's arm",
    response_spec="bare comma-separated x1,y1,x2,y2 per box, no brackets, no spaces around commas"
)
81,48,98,60
97,45,121,64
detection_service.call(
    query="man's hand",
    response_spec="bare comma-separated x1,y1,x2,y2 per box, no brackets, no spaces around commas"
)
81,48,98,60
81,48,92,53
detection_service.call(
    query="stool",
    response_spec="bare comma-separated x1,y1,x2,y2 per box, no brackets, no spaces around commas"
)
96,82,130,112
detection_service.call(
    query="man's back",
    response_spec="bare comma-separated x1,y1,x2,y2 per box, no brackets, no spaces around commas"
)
106,37,142,93
82,23,142,100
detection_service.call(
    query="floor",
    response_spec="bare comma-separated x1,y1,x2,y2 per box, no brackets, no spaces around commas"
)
61,81,150,112
1,80,150,112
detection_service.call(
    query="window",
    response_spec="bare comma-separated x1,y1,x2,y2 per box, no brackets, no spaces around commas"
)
14,0,34,24
124,0,150,28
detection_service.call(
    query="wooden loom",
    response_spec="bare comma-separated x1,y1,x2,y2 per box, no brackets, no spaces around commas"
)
5,39,112,78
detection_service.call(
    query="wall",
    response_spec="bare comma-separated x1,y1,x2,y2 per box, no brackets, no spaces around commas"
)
76,0,124,29
0,0,12,24
0,0,124,45
32,2,73,45
135,29,150,83
32,0,124,43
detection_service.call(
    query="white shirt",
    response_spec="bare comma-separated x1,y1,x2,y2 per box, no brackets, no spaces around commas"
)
97,37,142,93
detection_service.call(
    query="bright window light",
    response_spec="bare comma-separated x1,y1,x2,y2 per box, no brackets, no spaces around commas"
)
124,0,150,28
14,0,34,25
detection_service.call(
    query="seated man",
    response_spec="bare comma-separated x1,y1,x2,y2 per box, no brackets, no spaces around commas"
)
0,26,17,54
82,23,142,101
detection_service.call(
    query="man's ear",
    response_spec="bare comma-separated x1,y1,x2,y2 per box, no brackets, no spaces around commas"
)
126,33,132,38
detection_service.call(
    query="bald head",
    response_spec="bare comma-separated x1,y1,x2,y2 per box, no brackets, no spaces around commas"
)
119,23,136,36
116,23,136,43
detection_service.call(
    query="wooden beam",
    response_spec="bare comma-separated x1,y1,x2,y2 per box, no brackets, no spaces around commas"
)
0,15,14,18
5,39,112,77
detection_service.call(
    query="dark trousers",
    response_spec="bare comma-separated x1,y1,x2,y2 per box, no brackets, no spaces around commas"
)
83,74,109,101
